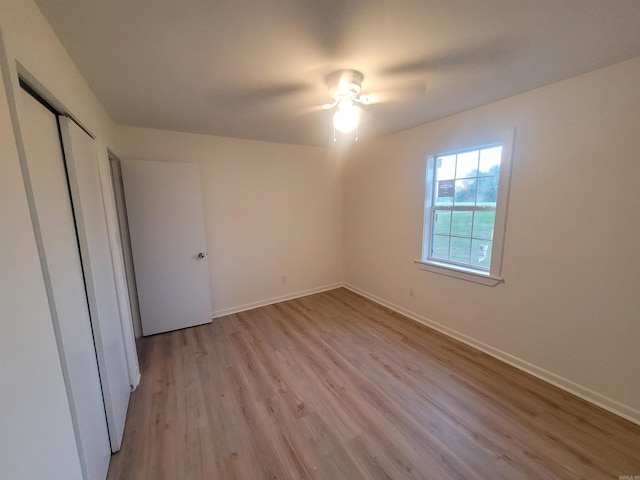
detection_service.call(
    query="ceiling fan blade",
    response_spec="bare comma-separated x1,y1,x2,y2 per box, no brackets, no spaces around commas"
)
321,100,338,109
297,105,329,115
381,36,522,76
365,80,428,105
208,82,312,109
292,100,336,117
291,0,362,56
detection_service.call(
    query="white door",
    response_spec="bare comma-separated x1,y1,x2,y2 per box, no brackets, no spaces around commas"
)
121,160,213,336
60,117,131,452
18,89,111,480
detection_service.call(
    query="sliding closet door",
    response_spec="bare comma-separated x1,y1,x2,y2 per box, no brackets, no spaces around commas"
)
18,89,111,480
60,117,131,452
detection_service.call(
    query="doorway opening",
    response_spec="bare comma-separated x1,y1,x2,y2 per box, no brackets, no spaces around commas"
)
108,153,143,338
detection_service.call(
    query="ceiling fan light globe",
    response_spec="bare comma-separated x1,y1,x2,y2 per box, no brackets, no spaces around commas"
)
333,104,359,133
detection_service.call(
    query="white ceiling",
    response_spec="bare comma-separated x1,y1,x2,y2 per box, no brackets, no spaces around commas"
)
35,0,640,147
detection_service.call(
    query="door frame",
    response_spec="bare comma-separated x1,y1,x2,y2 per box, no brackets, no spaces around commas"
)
107,152,143,339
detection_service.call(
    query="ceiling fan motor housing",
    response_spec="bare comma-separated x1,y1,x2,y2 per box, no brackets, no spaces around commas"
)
327,69,364,101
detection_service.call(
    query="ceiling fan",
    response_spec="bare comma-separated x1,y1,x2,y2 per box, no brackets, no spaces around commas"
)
321,69,372,141
207,1,519,143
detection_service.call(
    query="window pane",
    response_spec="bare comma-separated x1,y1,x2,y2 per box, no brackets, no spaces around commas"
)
470,239,493,268
450,237,471,264
436,155,456,180
472,210,495,240
431,234,450,260
451,211,472,237
432,211,451,235
479,146,502,176
454,179,476,205
456,150,479,179
476,176,499,204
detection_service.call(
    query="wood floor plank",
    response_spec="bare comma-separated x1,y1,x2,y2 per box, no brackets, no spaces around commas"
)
107,288,640,480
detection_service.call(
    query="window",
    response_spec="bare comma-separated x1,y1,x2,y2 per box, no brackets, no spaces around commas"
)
416,130,514,286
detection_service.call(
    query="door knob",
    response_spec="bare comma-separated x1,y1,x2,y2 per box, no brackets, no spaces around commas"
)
197,252,206,259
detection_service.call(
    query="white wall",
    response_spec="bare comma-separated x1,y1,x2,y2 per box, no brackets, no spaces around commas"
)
0,0,114,143
115,127,343,324
343,56,640,422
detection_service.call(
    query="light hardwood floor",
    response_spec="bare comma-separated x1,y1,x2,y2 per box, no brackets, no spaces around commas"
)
107,288,640,479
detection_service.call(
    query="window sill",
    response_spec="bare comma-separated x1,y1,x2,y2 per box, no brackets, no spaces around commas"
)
414,259,503,286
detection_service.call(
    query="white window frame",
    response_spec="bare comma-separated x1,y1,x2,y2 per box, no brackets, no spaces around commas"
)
415,128,514,286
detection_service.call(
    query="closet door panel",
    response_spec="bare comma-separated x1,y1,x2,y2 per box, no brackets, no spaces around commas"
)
61,117,131,452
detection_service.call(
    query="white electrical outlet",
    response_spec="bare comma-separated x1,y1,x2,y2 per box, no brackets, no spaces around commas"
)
281,275,287,284
409,287,415,297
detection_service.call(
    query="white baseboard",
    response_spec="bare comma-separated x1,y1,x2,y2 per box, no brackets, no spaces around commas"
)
212,282,343,319
343,283,640,426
